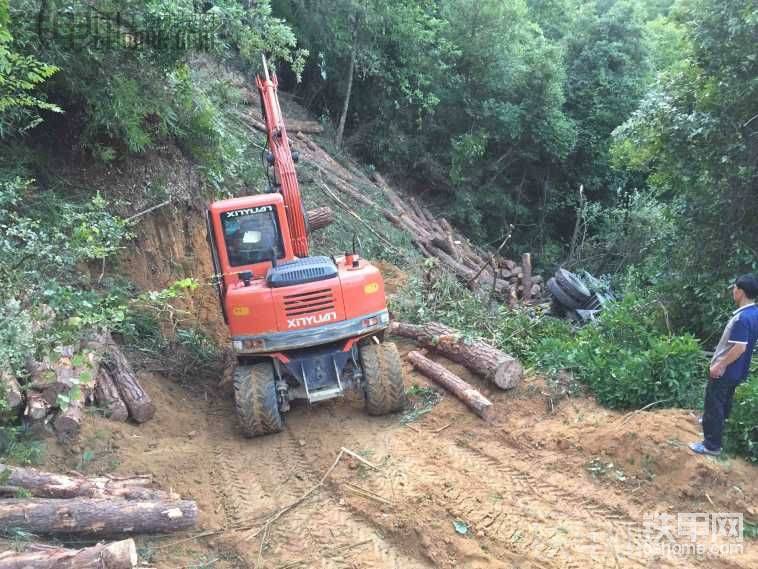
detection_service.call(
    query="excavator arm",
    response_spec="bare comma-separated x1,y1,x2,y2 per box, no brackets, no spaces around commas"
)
256,57,309,258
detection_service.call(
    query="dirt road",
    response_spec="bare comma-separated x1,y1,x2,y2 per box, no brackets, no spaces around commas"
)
52,340,754,569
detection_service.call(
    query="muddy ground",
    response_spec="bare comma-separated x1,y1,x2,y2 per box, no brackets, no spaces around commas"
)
25,337,756,569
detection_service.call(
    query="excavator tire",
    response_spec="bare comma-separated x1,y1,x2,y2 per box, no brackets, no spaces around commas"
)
233,362,283,437
361,341,407,416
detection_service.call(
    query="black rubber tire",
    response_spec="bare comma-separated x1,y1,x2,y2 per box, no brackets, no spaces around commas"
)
361,341,407,416
233,362,283,437
548,277,583,310
555,269,592,304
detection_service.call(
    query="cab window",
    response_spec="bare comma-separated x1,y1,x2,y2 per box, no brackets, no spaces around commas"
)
221,205,284,266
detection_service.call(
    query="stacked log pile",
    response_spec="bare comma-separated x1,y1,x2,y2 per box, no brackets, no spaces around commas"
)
391,321,524,390
0,464,198,566
2,331,155,443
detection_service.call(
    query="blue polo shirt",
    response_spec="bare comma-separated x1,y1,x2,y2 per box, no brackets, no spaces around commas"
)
712,303,758,383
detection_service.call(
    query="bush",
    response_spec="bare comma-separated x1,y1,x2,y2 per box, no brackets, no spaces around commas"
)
534,294,706,409
725,376,758,463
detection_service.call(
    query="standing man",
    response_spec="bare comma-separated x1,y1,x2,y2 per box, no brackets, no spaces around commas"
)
690,274,758,455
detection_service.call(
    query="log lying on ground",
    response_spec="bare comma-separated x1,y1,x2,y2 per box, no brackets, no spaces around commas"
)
93,367,129,422
407,351,495,421
0,498,197,536
0,539,137,569
391,321,524,390
0,464,172,500
306,206,334,232
103,335,155,423
250,117,323,135
287,119,324,134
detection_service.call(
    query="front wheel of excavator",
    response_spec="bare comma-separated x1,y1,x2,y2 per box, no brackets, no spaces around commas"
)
234,362,283,437
361,341,407,416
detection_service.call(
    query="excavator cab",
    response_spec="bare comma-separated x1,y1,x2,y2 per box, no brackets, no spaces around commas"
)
206,59,406,437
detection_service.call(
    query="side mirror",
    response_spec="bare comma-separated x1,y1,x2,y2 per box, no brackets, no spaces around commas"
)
270,247,278,268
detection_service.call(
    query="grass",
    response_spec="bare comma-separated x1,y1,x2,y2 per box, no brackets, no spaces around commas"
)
0,427,45,466
401,384,443,424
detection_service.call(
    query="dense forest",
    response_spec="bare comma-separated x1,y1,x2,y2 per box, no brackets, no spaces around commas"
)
0,0,756,460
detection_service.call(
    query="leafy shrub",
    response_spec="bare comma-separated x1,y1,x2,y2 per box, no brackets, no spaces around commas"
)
534,294,706,409
725,375,758,463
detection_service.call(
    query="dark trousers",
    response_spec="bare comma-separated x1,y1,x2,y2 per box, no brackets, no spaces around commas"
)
702,378,740,451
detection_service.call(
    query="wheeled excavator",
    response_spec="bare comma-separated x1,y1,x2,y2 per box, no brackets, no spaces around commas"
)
206,58,406,436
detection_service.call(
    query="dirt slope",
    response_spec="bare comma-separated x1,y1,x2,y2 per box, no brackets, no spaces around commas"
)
57,335,755,569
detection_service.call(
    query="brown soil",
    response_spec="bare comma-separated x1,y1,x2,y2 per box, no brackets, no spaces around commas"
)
22,331,754,568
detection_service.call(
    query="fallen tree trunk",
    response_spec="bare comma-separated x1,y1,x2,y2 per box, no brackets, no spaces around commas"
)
0,498,197,536
103,336,155,423
407,351,495,421
390,321,523,390
0,464,172,500
306,206,334,232
0,539,137,569
93,367,129,422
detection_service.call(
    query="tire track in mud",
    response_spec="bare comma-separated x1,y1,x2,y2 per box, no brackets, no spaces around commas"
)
273,421,429,568
206,399,268,530
388,428,684,569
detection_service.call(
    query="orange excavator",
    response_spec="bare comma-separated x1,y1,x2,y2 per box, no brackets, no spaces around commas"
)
206,58,405,437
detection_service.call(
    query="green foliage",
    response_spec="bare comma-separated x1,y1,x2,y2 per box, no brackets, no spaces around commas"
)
724,375,758,462
611,0,758,338
535,294,706,409
7,0,304,169
0,426,45,465
0,0,60,136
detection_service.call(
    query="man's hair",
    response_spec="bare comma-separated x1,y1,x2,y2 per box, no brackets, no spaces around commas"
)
735,274,758,299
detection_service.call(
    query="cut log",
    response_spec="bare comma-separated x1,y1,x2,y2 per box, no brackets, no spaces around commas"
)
0,463,172,500
93,367,129,422
407,351,495,421
25,392,50,421
0,498,197,536
390,321,524,390
1,370,23,417
103,335,155,423
306,206,334,232
286,119,324,134
53,403,82,443
0,539,137,569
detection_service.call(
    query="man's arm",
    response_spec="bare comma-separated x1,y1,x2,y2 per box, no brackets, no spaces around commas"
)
710,342,747,378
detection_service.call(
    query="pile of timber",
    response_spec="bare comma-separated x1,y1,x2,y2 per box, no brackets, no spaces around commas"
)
0,464,198,567
2,330,155,444
391,321,524,390
395,321,525,422
372,171,543,303
237,88,543,303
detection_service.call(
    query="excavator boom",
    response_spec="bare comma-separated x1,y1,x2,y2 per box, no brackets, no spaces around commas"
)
256,58,309,257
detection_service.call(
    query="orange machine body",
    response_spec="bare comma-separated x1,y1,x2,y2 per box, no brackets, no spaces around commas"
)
207,194,388,348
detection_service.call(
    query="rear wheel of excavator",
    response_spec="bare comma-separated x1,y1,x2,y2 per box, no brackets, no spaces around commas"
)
361,341,407,416
234,362,283,437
